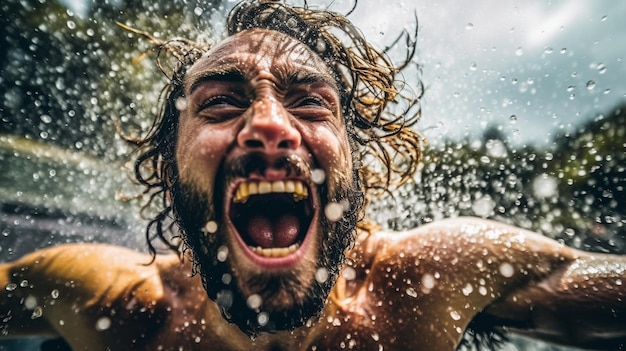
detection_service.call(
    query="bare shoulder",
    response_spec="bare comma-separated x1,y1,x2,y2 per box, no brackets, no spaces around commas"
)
372,217,579,260
358,217,585,293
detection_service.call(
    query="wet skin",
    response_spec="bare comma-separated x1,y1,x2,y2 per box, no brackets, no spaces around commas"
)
175,29,353,315
2,30,626,350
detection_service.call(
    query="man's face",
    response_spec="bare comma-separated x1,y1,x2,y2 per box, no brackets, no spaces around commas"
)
172,29,361,333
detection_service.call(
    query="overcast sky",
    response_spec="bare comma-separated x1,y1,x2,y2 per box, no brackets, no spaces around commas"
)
59,0,625,147
340,0,626,147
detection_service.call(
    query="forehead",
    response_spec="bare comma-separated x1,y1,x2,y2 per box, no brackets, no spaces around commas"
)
185,29,334,88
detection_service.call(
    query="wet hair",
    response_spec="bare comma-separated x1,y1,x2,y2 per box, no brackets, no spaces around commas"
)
123,0,423,254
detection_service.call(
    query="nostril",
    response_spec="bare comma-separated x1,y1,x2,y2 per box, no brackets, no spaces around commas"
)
278,140,292,149
245,139,264,149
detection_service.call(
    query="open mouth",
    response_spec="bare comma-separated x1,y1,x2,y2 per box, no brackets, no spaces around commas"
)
228,179,315,262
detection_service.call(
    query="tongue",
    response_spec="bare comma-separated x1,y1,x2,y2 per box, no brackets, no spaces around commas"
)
247,214,300,248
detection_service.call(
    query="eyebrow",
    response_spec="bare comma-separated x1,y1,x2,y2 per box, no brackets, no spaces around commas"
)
286,71,338,90
188,68,246,95
187,64,339,95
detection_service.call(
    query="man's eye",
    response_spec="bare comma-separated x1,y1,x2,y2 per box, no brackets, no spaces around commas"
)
198,96,245,110
294,96,326,108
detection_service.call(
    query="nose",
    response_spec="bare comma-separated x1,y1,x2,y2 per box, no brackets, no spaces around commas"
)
237,98,301,154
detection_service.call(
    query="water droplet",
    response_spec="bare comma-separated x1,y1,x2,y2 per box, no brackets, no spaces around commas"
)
66,21,76,29
204,221,218,234
597,63,607,74
462,283,473,296
175,97,188,111
286,17,298,29
246,294,262,310
342,267,356,281
371,332,380,341
509,115,517,124
217,245,229,262
499,263,514,277
316,38,326,53
465,23,474,30
544,47,553,54
311,169,325,184
40,114,52,124
450,310,461,321
601,15,607,22
31,307,43,319
421,274,436,290
255,312,268,326
586,80,596,90
324,202,344,222
515,47,524,56
469,62,477,71
24,295,38,310
5,283,17,291
194,7,203,16
472,196,495,217
406,287,418,298
560,48,567,54
315,267,329,283
221,273,232,285
95,316,111,331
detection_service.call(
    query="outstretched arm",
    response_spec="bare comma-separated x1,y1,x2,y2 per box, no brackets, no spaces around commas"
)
357,217,625,350
485,244,626,349
0,244,169,347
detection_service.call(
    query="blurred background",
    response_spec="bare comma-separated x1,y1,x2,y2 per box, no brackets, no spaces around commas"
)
1,0,624,350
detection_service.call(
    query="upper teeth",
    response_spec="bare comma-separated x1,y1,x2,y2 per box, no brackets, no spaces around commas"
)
233,180,309,203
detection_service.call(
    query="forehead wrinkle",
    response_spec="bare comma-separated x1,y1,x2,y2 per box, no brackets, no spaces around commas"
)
185,29,337,95
186,64,246,95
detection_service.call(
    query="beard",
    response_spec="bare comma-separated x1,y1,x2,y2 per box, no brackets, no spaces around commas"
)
170,152,364,335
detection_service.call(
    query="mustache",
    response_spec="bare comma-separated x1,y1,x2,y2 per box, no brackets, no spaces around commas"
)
224,152,313,180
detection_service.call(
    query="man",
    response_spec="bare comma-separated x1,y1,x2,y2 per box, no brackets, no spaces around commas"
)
1,1,625,350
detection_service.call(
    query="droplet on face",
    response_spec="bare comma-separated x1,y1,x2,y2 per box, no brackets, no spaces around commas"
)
311,169,326,184
95,316,111,331
175,97,188,111
325,202,344,222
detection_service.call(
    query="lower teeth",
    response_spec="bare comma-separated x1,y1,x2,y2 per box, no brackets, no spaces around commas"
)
249,243,300,258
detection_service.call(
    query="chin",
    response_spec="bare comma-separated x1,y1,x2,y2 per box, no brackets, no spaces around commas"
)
172,155,363,335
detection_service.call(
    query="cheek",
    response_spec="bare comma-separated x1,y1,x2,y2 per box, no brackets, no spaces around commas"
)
307,126,353,189
176,123,232,191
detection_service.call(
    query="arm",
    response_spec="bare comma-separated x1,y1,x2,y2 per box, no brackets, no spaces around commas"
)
484,246,626,349
427,218,626,349
0,244,169,345
354,217,625,350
